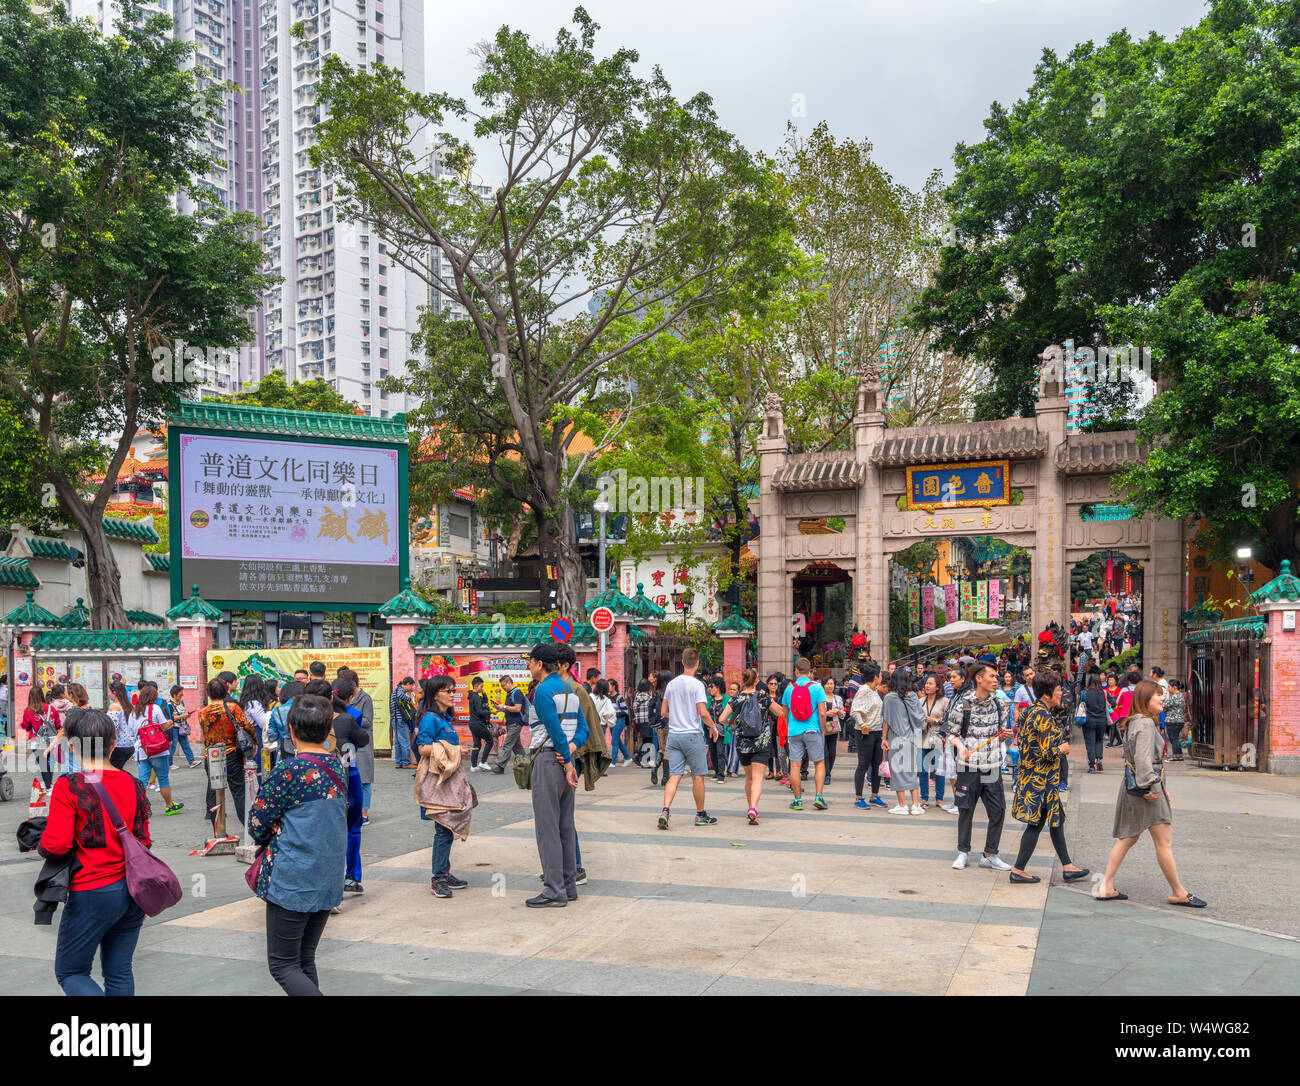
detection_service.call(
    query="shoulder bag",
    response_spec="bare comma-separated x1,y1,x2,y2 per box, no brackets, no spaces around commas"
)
84,774,182,917
224,700,257,757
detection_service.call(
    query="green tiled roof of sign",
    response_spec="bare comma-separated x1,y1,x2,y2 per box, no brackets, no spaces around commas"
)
2,590,59,627
1184,616,1267,644
626,582,667,620
27,537,78,561
584,576,639,615
127,609,167,626
1251,559,1300,603
166,584,224,621
30,628,179,652
412,621,600,650
146,552,170,572
378,577,437,619
169,401,408,443
58,598,92,628
714,604,755,633
103,518,161,544
0,557,40,589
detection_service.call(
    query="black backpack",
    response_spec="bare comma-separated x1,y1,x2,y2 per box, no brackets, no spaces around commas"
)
735,693,764,740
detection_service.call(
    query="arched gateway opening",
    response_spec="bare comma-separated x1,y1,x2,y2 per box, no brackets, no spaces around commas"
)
754,368,1185,681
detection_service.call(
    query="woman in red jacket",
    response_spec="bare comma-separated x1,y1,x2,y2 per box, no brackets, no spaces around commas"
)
22,685,61,789
38,709,151,996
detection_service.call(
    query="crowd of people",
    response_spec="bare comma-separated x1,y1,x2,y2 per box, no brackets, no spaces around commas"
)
24,628,1203,998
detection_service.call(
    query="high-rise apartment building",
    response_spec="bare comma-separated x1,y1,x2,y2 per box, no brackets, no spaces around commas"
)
68,0,427,417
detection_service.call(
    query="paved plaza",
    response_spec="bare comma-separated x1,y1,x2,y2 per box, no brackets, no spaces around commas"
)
3,742,1298,997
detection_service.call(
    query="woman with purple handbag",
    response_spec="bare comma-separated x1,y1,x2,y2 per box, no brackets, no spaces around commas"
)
38,709,180,995
246,694,349,995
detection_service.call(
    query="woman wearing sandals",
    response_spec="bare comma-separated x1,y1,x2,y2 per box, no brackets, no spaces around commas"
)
1096,680,1206,909
1007,670,1089,885
717,669,773,825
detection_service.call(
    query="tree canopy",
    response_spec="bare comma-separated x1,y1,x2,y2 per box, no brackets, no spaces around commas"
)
912,0,1300,571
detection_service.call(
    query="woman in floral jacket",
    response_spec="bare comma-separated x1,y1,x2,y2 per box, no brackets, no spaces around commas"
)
1008,671,1089,885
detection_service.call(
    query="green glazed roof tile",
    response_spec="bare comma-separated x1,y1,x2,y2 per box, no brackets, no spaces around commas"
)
0,557,40,589
584,575,640,615
626,582,667,620
714,604,755,633
146,552,170,572
1251,559,1300,604
26,537,78,561
166,584,224,621
2,590,59,627
127,609,167,626
58,598,91,628
30,628,179,652
378,577,437,619
103,518,161,544
412,621,599,650
1184,616,1267,644
169,401,407,443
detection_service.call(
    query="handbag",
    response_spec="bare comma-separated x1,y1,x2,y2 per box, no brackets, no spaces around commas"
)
224,700,256,757
513,744,543,791
84,774,182,917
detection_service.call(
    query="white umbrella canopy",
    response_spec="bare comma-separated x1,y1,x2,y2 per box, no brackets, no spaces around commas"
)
908,620,1010,647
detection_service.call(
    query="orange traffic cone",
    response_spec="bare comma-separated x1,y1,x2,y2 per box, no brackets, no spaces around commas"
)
29,777,49,819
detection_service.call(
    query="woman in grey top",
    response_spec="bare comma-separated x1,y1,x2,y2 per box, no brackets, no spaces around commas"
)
1163,679,1187,761
881,669,926,815
1097,681,1205,907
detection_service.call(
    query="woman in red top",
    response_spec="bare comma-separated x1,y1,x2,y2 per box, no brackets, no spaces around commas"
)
38,709,151,996
22,685,60,789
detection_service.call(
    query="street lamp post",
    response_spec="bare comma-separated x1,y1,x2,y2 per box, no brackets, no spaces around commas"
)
1236,546,1256,607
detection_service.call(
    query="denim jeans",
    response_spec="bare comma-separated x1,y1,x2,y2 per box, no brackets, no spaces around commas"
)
609,720,631,761
346,764,363,882
392,719,412,766
361,782,372,811
917,746,945,802
54,878,145,996
170,730,196,763
432,821,454,879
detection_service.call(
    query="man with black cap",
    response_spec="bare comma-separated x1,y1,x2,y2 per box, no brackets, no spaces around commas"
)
524,643,588,907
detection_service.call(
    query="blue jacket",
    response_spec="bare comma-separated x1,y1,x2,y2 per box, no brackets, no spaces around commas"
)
248,753,347,912
415,711,459,751
530,672,588,764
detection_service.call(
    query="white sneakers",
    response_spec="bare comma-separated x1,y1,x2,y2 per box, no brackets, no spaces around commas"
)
907,805,924,815
888,805,910,814
952,852,969,869
941,803,959,814
979,853,1013,871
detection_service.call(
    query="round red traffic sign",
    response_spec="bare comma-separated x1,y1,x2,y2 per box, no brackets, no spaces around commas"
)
550,617,573,642
590,606,614,633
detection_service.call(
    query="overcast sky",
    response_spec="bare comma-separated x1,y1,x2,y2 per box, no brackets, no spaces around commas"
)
424,0,1210,192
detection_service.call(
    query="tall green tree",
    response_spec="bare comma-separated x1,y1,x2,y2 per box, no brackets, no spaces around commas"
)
0,1,272,626
311,7,788,612
912,0,1300,571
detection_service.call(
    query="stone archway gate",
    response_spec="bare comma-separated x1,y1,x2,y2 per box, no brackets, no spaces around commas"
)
755,366,1187,678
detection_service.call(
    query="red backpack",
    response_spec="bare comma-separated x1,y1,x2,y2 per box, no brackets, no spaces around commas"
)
136,707,170,757
788,679,814,722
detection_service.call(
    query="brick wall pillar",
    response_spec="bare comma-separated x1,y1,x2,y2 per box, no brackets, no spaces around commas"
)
174,620,215,699
388,619,421,686
719,632,748,689
1259,587,1300,775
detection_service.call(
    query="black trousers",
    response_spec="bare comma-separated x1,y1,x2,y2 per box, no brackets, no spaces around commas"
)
1059,749,1069,789
854,732,884,796
706,730,725,777
204,749,247,829
954,770,1005,855
109,747,134,770
265,901,330,996
1083,723,1107,766
824,733,838,777
1014,808,1071,870
468,720,494,767
1166,722,1184,755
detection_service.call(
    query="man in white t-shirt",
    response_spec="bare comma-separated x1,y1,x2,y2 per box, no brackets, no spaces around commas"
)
657,647,719,830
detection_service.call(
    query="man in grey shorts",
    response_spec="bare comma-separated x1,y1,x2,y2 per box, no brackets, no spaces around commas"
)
657,647,720,830
781,656,829,810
